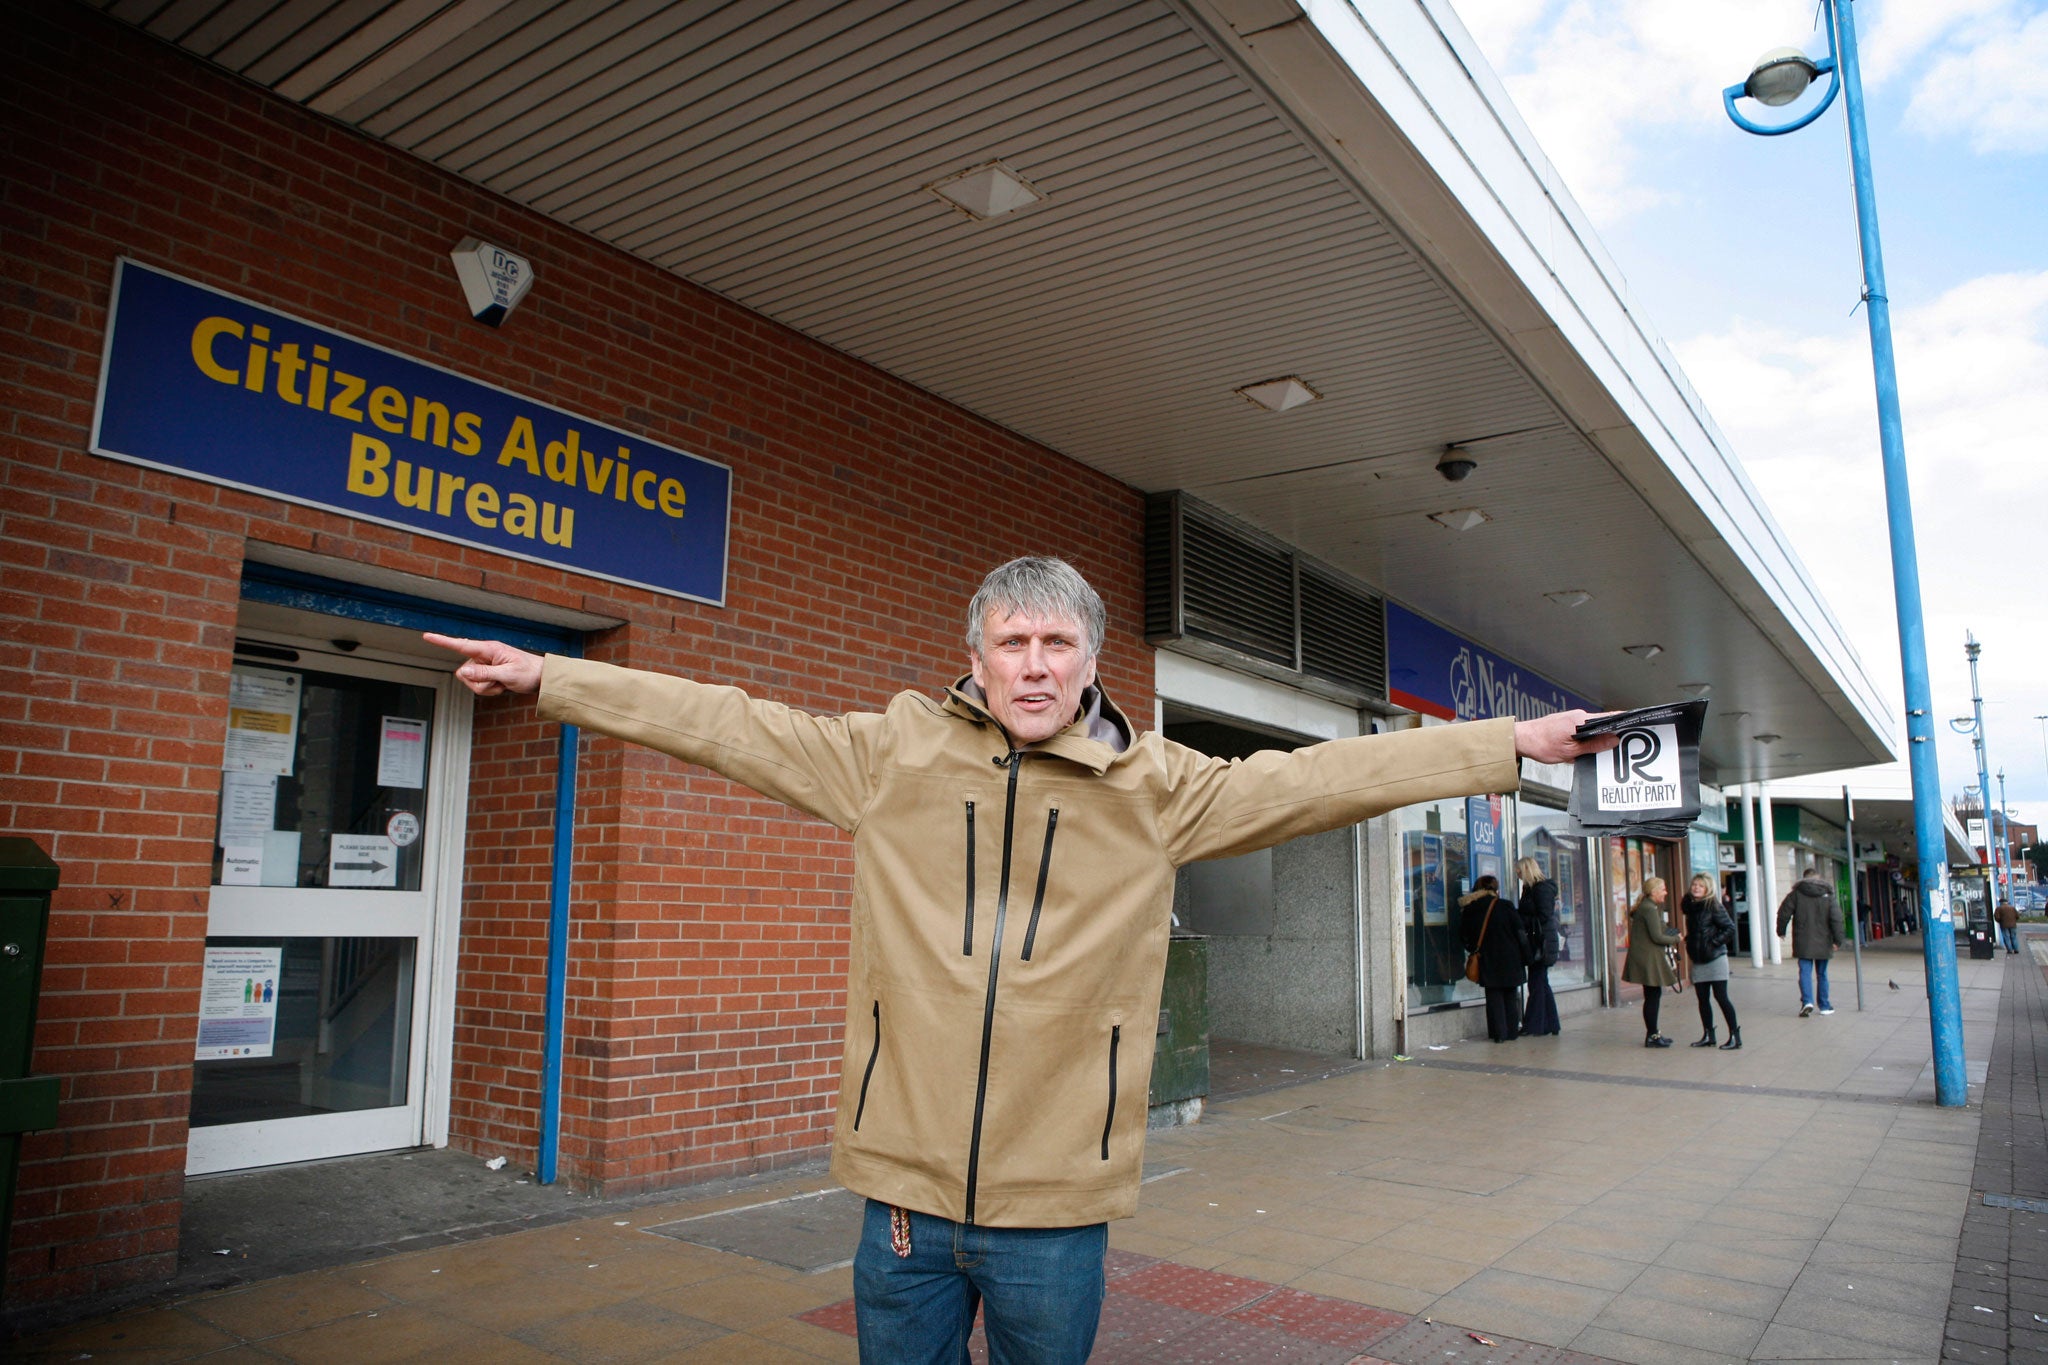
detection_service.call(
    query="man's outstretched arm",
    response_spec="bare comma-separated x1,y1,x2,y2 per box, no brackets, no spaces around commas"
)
424,633,544,696
1512,710,1619,765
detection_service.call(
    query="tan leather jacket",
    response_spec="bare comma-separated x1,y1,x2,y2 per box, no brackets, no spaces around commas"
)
539,655,1517,1227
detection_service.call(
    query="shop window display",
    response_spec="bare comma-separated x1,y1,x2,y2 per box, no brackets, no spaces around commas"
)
1517,801,1597,990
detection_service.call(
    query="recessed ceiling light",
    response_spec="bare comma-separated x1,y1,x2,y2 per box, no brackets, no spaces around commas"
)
1544,590,1592,608
927,161,1044,220
1752,732,1781,745
1234,376,1320,412
1677,682,1711,698
1622,643,1663,659
1428,507,1489,532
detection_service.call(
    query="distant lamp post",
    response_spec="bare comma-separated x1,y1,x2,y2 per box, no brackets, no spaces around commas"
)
1723,0,1963,1106
2035,713,2048,768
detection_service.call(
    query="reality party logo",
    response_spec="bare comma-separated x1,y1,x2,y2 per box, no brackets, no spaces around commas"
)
1597,724,1680,810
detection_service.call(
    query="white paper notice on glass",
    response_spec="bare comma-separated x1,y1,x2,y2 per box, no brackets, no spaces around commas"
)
196,945,282,1059
219,844,262,885
330,834,398,888
224,666,300,776
218,770,277,841
376,715,428,789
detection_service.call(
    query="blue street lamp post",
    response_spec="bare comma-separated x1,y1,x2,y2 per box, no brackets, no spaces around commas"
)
1723,0,1966,1105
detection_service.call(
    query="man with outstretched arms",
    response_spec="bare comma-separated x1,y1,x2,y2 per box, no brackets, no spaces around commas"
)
429,556,1612,1364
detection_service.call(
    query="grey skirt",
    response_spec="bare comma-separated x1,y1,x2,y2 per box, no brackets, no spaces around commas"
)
1689,952,1731,984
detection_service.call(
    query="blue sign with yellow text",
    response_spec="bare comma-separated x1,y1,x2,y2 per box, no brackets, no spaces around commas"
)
91,259,730,604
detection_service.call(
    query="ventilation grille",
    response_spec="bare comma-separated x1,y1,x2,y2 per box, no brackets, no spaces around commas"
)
1145,492,1386,701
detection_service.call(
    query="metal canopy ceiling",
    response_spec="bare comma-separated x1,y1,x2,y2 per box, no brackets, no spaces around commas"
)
88,0,1897,784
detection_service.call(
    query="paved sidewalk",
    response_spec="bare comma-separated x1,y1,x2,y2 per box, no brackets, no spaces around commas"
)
12,938,1999,1362
1945,930,2048,1363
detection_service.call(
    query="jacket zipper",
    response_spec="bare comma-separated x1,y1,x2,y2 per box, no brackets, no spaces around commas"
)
1019,808,1060,961
853,1000,881,1130
1101,1024,1121,1161
963,749,1021,1224
962,800,976,955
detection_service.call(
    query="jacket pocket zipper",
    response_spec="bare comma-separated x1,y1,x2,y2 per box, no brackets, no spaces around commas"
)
853,1000,881,1131
1100,1023,1120,1161
962,800,976,955
1019,808,1060,961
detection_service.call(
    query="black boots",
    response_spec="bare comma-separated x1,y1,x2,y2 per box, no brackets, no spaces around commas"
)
1645,1033,1673,1048
1689,1029,1717,1048
1719,1028,1742,1050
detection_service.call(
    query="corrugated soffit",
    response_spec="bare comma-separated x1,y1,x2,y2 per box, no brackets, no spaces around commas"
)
87,0,1880,776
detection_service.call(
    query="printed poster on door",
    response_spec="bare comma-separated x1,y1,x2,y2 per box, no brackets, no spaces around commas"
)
196,946,282,1059
224,665,300,776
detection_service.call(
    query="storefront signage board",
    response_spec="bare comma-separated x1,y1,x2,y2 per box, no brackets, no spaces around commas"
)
1385,602,1595,720
91,259,731,605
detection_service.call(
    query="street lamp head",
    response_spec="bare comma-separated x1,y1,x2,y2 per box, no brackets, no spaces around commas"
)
1951,716,1978,734
1745,47,1821,106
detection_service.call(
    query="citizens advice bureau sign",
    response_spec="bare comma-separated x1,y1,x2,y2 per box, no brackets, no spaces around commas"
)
90,259,731,605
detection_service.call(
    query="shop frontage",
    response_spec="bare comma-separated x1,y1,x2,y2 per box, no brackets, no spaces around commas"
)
3,0,1901,1313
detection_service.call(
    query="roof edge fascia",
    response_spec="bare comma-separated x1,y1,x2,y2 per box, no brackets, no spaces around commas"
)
1170,0,1896,767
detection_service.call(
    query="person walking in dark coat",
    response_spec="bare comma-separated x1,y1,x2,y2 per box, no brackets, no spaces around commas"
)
1460,875,1530,1043
1515,856,1562,1037
1776,866,1843,1016
1996,900,2020,954
1682,873,1741,1049
1622,876,1681,1047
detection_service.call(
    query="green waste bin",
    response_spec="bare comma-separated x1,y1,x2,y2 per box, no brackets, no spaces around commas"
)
1148,934,1209,1119
0,838,60,1301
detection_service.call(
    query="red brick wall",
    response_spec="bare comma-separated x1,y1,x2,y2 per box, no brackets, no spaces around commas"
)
0,0,1149,1306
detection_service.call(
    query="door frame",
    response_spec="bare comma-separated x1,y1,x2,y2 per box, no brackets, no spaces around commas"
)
188,625,473,1174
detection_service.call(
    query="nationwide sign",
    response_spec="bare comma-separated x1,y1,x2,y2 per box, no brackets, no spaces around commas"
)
90,259,732,605
1384,602,1596,722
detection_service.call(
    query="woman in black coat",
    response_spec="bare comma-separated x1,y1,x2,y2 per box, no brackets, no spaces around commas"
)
1515,856,1562,1036
1460,874,1530,1043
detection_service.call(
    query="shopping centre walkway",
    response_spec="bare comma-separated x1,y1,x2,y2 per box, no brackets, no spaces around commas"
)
10,932,2029,1363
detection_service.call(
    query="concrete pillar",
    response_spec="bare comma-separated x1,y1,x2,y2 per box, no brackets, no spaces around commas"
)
1363,811,1405,1059
1743,783,1766,967
1759,782,1783,964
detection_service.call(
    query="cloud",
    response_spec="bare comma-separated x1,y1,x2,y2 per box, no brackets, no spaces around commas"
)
1452,0,1828,218
1672,270,2048,808
1453,0,2048,220
1900,5,2048,154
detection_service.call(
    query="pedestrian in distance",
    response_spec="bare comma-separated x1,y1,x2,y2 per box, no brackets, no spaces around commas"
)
1996,899,2020,955
1460,874,1530,1043
1681,873,1741,1049
1777,866,1843,1016
426,556,1617,1365
1515,856,1562,1037
1623,876,1681,1047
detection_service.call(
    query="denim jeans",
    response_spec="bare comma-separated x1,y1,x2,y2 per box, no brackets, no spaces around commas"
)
852,1199,1106,1364
1797,957,1832,1010
2002,926,2019,953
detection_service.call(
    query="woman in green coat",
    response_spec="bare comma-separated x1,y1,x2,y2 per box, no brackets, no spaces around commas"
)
1622,876,1681,1048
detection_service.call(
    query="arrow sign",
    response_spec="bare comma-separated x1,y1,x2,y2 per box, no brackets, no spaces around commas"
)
329,835,398,888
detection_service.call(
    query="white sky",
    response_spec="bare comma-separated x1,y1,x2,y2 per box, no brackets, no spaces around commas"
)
1448,0,2048,829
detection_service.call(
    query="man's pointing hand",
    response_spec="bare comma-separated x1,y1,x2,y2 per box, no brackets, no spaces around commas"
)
424,633,543,697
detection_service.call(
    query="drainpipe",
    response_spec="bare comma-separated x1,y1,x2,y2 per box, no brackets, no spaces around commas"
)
538,721,578,1185
1758,783,1782,964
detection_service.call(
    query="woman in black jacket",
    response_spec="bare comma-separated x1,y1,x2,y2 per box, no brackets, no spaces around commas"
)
1460,874,1531,1043
1515,856,1562,1036
1681,873,1741,1049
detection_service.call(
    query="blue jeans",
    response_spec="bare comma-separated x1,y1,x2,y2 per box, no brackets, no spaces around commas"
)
2002,926,2019,952
1798,957,1832,1010
852,1199,1106,1364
